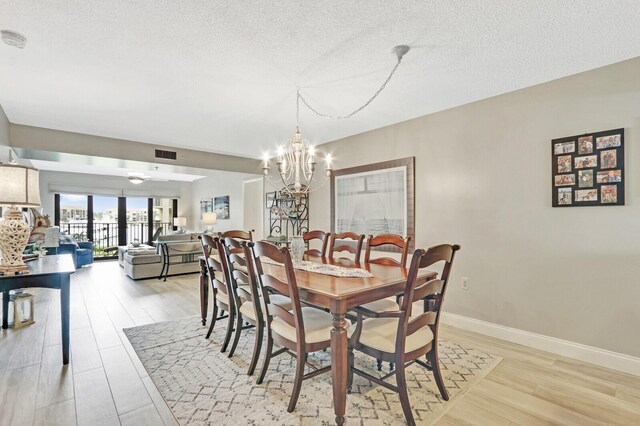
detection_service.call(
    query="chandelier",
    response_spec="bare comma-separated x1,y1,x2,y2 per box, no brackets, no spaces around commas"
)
263,45,411,200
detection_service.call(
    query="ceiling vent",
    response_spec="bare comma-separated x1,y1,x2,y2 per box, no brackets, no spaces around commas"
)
155,149,177,160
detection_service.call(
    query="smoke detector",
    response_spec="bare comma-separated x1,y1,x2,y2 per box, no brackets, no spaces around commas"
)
1,30,27,49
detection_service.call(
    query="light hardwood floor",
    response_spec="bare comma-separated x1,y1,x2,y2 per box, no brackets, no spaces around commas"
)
1,261,639,425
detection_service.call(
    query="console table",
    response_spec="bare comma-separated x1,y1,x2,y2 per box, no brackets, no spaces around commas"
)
0,254,75,364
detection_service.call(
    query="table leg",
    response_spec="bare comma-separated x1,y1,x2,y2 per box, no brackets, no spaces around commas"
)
2,290,9,329
60,275,70,365
163,246,171,282
330,304,348,425
199,259,209,326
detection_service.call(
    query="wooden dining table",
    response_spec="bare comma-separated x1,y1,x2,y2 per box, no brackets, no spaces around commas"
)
258,256,436,425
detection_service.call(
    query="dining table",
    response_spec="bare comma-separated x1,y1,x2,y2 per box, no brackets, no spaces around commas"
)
257,255,436,425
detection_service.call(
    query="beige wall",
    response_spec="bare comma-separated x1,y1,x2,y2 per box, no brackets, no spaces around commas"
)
311,57,640,357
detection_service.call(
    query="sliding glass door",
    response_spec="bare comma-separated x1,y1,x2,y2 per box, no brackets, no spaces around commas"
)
55,194,178,259
92,196,119,257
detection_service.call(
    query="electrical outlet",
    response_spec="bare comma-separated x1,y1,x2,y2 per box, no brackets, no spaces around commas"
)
461,277,469,290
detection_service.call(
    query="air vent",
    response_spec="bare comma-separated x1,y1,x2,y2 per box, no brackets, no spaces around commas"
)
155,149,177,160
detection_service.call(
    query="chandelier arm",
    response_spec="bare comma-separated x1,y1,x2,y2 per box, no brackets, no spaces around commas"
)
297,56,404,120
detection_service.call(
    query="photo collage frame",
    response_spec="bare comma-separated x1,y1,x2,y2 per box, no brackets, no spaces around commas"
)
552,128,624,207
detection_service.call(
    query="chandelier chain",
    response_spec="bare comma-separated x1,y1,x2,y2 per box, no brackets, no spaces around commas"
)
296,55,404,120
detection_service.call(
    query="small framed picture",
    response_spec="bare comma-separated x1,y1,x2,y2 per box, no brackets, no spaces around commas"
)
554,174,575,186
596,134,621,149
558,188,572,205
575,189,598,202
578,170,593,188
600,150,617,169
574,155,597,169
554,141,575,155
577,136,593,154
552,128,624,207
265,191,276,208
596,169,622,183
601,185,617,204
557,155,572,173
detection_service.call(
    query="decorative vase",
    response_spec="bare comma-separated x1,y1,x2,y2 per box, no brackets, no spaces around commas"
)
0,207,31,274
290,236,305,263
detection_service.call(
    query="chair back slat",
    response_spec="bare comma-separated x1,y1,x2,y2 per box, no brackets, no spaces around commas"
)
303,230,330,257
329,232,365,262
220,230,253,253
419,244,459,269
411,279,444,303
406,312,437,336
249,241,306,344
364,234,411,267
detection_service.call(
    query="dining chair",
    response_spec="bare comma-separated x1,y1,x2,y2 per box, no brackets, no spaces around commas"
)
358,234,412,314
364,234,411,267
200,235,234,353
221,237,267,371
329,232,365,262
347,244,460,426
302,230,330,257
246,240,335,412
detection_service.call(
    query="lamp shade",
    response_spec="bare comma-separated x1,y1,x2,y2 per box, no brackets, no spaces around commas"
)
173,217,187,227
0,164,41,207
202,212,217,225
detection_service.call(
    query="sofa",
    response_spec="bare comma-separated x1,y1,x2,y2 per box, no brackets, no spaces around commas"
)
120,233,201,280
57,235,94,268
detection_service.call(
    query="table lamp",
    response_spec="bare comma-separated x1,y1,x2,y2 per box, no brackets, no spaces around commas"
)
174,217,187,234
202,212,217,233
0,163,41,275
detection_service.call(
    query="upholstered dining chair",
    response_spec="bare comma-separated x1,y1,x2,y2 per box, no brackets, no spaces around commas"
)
221,237,270,373
201,235,234,353
302,230,330,257
329,232,365,262
358,234,412,314
246,241,336,413
347,244,460,426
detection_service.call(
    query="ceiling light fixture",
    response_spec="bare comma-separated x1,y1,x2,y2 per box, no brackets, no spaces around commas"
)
128,172,148,184
1,30,27,49
262,45,411,200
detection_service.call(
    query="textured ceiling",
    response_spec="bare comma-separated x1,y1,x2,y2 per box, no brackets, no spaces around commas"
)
1,1,640,159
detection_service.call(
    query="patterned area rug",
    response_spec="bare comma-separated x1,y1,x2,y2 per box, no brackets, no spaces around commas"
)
124,317,501,425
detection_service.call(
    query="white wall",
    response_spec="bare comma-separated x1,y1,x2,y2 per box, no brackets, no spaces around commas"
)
311,57,640,358
38,170,193,220
190,171,259,233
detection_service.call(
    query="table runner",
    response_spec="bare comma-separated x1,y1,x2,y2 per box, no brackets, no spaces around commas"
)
259,256,373,278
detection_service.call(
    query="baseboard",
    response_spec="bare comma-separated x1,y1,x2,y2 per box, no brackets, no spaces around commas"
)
441,312,640,377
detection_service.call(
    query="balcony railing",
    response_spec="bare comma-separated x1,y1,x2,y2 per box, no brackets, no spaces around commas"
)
60,221,173,258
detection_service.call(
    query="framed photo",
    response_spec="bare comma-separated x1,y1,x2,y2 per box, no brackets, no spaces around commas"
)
200,198,213,219
552,128,624,207
214,195,230,220
331,157,415,252
554,174,575,186
558,188,572,205
554,141,575,155
557,155,572,173
577,136,593,154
